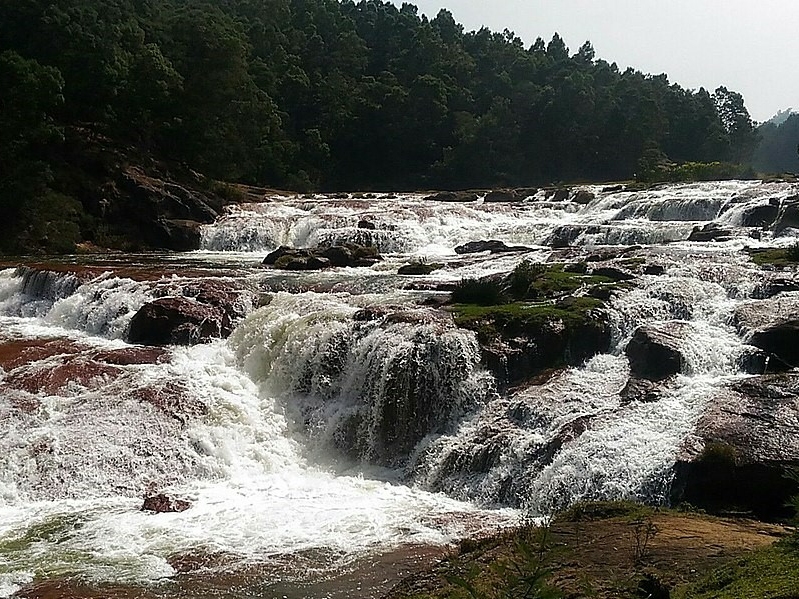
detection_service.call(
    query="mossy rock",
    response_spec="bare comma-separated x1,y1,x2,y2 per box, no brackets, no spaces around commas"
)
398,262,443,275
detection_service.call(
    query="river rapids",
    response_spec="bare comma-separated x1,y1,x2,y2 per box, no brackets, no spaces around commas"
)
0,180,797,597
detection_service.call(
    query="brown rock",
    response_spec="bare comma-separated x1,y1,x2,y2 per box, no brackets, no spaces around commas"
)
142,493,191,513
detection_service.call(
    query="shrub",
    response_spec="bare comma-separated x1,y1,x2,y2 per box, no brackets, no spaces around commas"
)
451,277,507,305
507,259,547,297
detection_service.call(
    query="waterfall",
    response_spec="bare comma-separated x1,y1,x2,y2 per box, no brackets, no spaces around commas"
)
2,179,799,596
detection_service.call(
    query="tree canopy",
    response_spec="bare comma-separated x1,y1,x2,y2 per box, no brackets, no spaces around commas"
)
0,0,759,193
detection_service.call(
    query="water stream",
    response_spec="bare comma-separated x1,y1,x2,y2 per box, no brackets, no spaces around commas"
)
0,180,797,597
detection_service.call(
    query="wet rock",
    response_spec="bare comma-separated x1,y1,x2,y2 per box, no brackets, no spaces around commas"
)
454,240,530,254
5,357,122,396
572,189,595,204
545,188,571,202
274,254,331,270
736,346,790,375
602,184,625,193
152,218,203,252
752,278,799,299
357,219,376,230
625,322,692,381
513,187,538,199
687,223,735,242
142,493,191,513
398,262,442,275
483,189,518,202
116,165,222,250
133,382,208,422
545,225,600,248
264,244,381,270
423,191,479,203
0,338,87,371
733,296,799,367
474,307,612,388
643,264,666,276
620,377,663,404
740,203,779,228
320,244,382,267
91,347,170,365
773,195,799,234
262,246,311,265
127,297,227,345
671,374,799,519
748,320,799,368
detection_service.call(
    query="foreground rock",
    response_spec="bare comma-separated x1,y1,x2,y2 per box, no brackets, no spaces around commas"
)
262,244,382,270
127,280,252,345
625,321,692,381
142,493,191,513
454,240,531,254
453,298,612,388
733,294,799,368
672,373,799,519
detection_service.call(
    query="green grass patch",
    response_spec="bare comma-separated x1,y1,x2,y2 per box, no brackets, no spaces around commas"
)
673,544,799,599
450,298,604,340
555,500,653,523
748,245,799,267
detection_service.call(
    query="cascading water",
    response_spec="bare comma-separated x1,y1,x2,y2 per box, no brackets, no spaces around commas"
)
1,179,798,597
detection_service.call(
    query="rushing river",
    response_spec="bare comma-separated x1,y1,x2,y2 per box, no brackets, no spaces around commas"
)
0,180,797,597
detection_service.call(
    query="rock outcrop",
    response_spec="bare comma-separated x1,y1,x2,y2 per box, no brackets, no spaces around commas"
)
127,280,252,345
733,294,799,368
142,493,191,513
625,322,692,381
672,374,799,519
262,244,382,270
454,240,531,255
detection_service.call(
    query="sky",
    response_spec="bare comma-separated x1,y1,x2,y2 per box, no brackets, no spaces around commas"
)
389,0,798,123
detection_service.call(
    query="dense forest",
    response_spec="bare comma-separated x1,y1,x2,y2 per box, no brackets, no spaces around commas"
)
752,112,799,174
0,0,772,252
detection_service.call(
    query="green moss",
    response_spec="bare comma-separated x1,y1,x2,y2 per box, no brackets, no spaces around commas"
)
748,247,799,267
697,441,738,466
673,545,799,599
555,500,652,523
525,267,613,299
450,298,604,342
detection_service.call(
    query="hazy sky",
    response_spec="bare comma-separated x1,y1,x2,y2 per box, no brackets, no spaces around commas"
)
389,0,798,123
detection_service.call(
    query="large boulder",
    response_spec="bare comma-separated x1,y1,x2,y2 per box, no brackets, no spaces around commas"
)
423,191,479,203
687,223,735,242
454,240,530,254
740,203,779,228
733,294,799,367
625,322,693,381
128,297,227,345
263,244,382,270
483,189,518,202
462,301,612,388
671,374,799,519
773,195,799,234
748,320,799,367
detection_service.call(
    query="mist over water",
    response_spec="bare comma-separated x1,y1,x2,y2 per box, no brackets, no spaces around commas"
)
0,180,797,596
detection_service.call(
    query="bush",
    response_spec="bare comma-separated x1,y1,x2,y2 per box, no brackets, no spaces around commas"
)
507,259,547,297
451,277,507,305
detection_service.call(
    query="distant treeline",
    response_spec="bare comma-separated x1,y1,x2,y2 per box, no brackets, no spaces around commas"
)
753,113,799,174
1,0,762,197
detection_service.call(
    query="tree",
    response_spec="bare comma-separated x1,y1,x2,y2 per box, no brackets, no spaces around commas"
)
713,86,758,163
0,50,64,213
